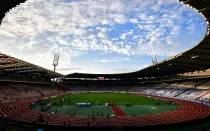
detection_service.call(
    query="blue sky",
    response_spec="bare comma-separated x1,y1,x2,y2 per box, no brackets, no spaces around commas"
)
0,0,207,74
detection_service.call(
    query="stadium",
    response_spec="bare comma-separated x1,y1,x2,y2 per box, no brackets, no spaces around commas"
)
0,0,210,131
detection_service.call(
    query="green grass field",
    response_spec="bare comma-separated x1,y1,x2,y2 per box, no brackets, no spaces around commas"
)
35,105,114,116
45,93,168,105
34,93,178,116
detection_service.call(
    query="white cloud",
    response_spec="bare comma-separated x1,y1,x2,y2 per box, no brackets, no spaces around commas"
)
0,0,205,74
115,68,137,73
96,27,109,32
110,1,126,12
120,34,126,40
130,18,139,23
110,14,128,24
120,30,134,40
170,26,181,35
186,23,196,33
99,57,130,63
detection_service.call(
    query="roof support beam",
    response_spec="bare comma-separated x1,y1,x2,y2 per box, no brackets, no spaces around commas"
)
192,48,210,53
148,68,180,73
157,65,196,72
164,61,203,69
183,0,195,4
188,50,210,56
0,62,19,65
0,64,29,69
173,59,210,68
16,70,40,73
199,6,210,12
181,56,210,63
5,66,37,71
0,65,31,70
5,68,39,73
197,44,210,49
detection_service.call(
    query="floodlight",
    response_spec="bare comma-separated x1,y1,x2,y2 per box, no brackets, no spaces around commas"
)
191,55,198,59
53,54,59,66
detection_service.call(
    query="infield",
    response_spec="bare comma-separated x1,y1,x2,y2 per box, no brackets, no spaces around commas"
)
34,93,178,116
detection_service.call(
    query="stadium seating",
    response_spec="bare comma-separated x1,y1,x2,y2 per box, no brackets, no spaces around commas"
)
0,83,62,101
140,80,210,102
0,80,210,127
178,89,210,100
196,81,210,89
199,92,210,102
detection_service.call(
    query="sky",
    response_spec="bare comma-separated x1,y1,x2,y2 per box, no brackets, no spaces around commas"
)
0,0,207,75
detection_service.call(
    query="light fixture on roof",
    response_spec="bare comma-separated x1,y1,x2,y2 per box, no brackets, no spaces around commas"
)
191,55,198,59
52,54,59,84
53,54,59,70
206,23,210,36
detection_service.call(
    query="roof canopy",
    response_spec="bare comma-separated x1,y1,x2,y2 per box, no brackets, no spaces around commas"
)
0,52,63,78
0,0,64,78
0,0,27,25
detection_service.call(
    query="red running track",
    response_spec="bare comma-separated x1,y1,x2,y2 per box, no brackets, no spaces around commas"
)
111,105,128,116
0,94,210,126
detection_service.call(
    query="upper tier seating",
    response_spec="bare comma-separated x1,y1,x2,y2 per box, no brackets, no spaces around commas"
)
167,81,197,88
196,81,210,89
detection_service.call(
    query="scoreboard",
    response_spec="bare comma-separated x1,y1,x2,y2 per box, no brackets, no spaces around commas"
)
98,77,105,80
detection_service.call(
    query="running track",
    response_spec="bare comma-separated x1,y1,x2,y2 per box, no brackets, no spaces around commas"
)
111,105,128,116
0,94,210,126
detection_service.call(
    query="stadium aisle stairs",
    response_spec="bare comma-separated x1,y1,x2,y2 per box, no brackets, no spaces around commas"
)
195,90,210,100
174,88,191,97
150,89,160,95
193,80,206,88
126,86,131,91
85,86,90,91
111,105,128,116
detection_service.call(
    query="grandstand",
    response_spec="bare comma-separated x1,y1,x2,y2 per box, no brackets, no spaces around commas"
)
0,0,210,131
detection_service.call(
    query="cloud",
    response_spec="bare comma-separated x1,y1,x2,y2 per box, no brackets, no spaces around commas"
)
99,57,130,63
186,23,196,33
120,30,134,40
115,64,149,73
56,68,83,71
0,0,206,74
110,1,126,12
115,68,137,73
130,18,139,24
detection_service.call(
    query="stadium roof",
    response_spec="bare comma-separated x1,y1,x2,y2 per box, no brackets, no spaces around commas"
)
0,1,63,78
0,52,63,77
0,0,27,25
0,0,210,79
66,0,210,78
